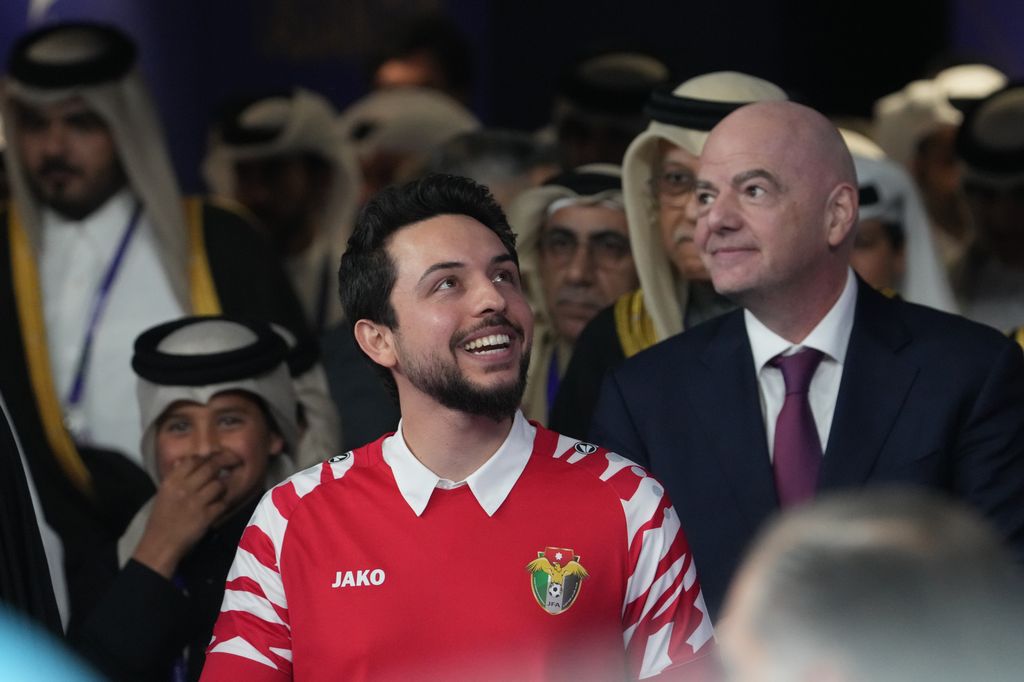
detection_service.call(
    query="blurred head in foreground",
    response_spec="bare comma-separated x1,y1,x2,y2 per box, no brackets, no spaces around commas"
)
719,487,1024,682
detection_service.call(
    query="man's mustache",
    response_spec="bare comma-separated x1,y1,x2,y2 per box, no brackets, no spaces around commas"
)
450,314,525,350
37,158,80,177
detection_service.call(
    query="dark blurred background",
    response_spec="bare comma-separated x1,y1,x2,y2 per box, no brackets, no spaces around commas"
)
1,0,1020,191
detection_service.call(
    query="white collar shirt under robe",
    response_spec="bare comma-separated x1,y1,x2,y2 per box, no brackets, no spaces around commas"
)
40,188,184,462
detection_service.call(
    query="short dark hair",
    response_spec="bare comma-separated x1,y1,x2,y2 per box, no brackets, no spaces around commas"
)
337,174,518,393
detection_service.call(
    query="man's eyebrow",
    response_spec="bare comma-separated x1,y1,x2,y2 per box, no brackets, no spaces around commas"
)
733,168,784,191
418,261,464,285
695,179,716,191
492,253,515,266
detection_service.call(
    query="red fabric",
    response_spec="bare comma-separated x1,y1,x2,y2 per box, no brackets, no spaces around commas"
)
201,426,713,681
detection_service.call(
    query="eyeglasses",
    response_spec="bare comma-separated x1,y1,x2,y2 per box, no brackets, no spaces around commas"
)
649,168,698,204
538,228,632,269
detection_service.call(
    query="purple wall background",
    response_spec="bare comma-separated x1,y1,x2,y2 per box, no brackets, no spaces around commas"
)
1,1,1019,192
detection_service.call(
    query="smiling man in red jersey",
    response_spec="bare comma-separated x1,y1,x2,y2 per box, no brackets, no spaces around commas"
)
201,175,714,681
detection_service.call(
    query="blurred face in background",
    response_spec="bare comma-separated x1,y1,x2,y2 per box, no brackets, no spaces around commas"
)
537,201,637,343
13,97,126,220
654,141,709,281
850,218,905,292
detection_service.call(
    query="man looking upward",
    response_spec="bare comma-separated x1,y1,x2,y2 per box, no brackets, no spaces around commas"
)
202,175,714,681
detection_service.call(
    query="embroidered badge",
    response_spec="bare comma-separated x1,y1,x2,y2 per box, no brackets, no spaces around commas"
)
526,547,588,614
328,452,351,463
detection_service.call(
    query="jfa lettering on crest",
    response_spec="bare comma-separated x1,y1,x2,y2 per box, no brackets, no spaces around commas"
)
331,569,386,588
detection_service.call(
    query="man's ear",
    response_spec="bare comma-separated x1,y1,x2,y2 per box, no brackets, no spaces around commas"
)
353,319,397,369
268,431,285,458
826,183,858,248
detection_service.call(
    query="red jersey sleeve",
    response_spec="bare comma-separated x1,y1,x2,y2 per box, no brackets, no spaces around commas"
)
200,480,302,681
616,467,715,679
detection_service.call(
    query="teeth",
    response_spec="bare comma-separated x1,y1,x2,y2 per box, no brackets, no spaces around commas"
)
463,334,511,352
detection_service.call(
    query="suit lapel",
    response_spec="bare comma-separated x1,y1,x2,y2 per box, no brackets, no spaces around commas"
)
685,312,779,525
820,282,918,490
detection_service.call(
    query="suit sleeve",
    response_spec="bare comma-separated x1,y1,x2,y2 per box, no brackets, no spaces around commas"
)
953,341,1024,557
200,489,293,682
616,466,715,680
590,369,652,468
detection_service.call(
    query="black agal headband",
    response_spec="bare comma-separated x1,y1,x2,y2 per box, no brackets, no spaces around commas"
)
543,170,622,196
644,89,755,131
8,22,137,88
132,316,289,387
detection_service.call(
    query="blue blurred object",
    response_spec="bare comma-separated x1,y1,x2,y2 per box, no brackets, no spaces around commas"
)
0,608,101,681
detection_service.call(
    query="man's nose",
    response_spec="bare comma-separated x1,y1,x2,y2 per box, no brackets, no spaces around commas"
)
471,275,508,315
563,241,595,285
40,124,68,158
703,190,741,233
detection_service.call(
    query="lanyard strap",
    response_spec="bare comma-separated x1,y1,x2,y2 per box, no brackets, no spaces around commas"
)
65,201,143,409
546,347,560,421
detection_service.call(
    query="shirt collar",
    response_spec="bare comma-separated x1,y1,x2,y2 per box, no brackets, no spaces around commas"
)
382,410,536,517
745,268,858,370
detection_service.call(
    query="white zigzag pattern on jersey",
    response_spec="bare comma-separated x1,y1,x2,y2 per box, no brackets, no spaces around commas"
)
639,622,675,679
651,581,683,621
551,434,578,458
599,451,635,481
226,545,288,610
687,594,715,652
621,475,668,543
625,505,681,604
209,636,277,667
221,582,287,627
622,553,686,646
214,452,360,671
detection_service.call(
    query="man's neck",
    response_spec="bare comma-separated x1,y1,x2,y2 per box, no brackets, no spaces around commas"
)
397,395,515,482
42,185,132,224
745,269,849,344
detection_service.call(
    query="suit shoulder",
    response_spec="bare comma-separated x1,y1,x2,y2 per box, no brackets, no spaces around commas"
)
882,296,1019,353
613,310,738,378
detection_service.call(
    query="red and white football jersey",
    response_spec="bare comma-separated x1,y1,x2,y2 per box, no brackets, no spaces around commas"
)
201,414,714,681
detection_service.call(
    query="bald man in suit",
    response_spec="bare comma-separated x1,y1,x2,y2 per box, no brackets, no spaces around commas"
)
591,101,1024,620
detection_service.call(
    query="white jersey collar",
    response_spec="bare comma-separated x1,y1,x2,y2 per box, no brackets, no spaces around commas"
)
382,410,536,517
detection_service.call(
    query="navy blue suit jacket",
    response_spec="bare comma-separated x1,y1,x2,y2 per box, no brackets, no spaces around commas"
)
590,280,1024,620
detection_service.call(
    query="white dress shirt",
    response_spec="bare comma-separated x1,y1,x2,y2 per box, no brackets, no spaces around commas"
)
40,189,184,462
745,269,858,460
381,410,536,517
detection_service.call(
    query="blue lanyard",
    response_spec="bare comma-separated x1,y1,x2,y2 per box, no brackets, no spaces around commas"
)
546,348,560,420
64,200,143,412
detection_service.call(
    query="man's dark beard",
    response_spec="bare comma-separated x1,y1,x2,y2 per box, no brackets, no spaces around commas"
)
28,156,127,221
405,347,531,422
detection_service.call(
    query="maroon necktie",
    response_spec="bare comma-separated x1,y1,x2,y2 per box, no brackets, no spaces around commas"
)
769,348,824,507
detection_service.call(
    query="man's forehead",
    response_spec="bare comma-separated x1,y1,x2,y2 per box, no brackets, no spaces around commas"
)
388,214,513,268
13,95,98,118
698,130,797,183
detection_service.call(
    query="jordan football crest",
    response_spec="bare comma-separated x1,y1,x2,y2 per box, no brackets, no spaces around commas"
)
526,547,588,614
